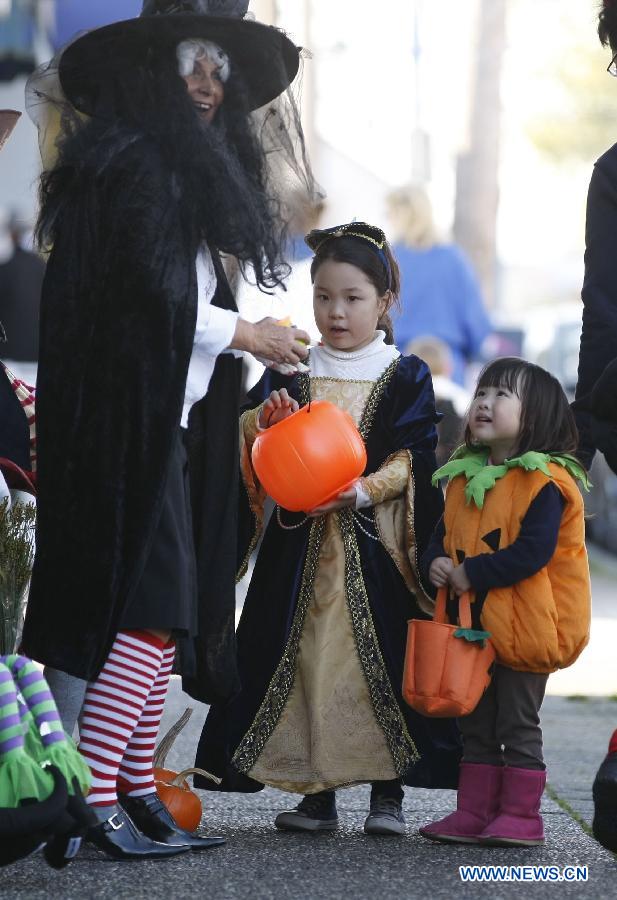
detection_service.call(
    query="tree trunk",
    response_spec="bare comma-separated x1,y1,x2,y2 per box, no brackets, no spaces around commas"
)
453,0,507,309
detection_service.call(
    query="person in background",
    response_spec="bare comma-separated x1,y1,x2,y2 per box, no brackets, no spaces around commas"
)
0,113,37,513
387,185,492,386
570,0,617,855
0,210,43,380
406,335,470,466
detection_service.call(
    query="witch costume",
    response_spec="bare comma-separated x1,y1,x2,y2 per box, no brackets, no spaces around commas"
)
196,333,462,801
22,0,305,699
20,0,314,860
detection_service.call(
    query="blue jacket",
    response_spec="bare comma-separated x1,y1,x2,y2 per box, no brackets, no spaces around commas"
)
392,242,491,385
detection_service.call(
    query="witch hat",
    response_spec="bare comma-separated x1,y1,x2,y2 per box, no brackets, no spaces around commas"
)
58,1,300,115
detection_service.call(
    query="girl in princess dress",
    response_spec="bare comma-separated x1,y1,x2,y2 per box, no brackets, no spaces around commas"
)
195,221,461,835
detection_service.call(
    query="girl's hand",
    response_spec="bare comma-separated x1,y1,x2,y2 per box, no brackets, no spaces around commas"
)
259,389,299,428
448,562,472,596
306,487,357,517
429,556,454,588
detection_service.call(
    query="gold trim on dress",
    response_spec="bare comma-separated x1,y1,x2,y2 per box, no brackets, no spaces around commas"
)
232,515,326,774
358,359,398,439
338,506,419,775
309,376,375,386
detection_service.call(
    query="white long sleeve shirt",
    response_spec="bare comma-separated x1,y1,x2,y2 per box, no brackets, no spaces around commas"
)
181,247,240,427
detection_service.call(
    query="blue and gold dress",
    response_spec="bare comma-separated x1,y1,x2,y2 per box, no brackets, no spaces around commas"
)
195,333,461,793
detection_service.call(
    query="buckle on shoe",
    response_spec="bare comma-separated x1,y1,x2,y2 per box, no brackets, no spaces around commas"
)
107,814,124,831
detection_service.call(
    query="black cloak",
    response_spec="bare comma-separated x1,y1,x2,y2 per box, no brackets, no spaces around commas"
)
21,138,241,703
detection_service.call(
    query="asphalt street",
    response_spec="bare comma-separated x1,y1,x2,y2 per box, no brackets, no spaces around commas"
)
2,547,616,899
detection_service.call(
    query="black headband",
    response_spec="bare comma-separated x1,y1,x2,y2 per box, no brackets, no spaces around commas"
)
304,221,391,289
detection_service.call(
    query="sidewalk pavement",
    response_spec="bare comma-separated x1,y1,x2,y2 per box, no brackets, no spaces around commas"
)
548,544,616,696
1,547,616,898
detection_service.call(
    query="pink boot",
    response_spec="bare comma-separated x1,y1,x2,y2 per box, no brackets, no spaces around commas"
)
420,763,503,844
480,766,546,846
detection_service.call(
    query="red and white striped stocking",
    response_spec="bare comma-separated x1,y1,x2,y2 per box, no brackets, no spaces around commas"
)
78,630,165,807
117,639,176,798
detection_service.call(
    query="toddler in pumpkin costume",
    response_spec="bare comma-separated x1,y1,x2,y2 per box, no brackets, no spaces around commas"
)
420,357,591,847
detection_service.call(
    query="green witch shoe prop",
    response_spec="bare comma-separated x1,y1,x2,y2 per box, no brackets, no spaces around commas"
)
4,654,91,797
0,656,95,868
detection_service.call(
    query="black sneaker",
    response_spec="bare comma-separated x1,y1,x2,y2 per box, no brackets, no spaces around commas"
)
364,797,406,836
275,792,339,832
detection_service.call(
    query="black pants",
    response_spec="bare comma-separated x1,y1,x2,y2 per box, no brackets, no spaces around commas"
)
460,664,548,770
312,779,404,803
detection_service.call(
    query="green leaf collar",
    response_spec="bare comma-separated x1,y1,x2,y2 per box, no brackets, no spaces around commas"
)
432,446,590,509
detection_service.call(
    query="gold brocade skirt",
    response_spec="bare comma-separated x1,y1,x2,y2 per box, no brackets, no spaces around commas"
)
247,514,397,794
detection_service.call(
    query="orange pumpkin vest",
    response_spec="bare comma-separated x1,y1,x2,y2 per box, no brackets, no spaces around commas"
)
443,463,590,673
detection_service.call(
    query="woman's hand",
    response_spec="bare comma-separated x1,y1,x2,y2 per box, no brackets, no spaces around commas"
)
231,317,310,366
448,562,472,597
258,389,299,428
306,487,357,517
429,556,454,588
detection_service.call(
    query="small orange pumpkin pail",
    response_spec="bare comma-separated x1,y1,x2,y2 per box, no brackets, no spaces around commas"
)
402,588,495,717
251,400,367,512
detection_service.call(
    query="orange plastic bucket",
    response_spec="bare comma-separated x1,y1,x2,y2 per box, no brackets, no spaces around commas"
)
251,400,367,512
402,588,495,717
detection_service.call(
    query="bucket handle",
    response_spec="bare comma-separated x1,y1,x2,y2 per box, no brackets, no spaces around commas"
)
434,587,472,629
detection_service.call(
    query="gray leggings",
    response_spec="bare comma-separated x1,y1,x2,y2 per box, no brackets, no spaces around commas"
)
460,664,549,770
44,667,88,739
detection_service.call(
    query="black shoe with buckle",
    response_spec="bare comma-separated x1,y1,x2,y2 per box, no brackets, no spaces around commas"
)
86,808,191,860
119,792,225,851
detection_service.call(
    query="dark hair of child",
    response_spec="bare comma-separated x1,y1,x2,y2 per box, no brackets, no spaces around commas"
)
309,235,401,344
464,357,579,457
599,1,617,50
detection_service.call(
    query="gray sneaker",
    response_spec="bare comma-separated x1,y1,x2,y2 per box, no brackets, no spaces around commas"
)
363,797,406,836
275,793,339,832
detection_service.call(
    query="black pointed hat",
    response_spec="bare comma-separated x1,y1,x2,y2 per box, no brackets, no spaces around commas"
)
58,0,300,115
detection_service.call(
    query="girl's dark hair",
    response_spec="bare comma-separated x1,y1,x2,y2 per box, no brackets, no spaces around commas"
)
308,235,401,343
36,40,288,290
599,1,617,50
464,357,579,457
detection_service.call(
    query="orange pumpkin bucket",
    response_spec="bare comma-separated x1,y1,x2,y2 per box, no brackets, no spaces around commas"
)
402,588,495,717
251,400,367,512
